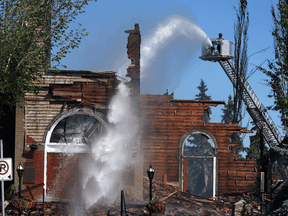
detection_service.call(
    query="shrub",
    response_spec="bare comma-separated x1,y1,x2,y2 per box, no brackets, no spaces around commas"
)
5,184,16,201
145,200,165,213
9,198,31,211
269,183,288,215
272,200,288,215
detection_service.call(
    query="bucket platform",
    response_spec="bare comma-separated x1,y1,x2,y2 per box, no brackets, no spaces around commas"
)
199,33,283,147
199,33,233,62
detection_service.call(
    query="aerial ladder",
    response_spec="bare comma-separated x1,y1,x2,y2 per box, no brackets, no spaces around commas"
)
199,34,283,148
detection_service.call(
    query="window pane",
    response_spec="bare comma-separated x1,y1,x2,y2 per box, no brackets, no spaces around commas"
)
183,133,214,156
50,114,106,144
186,158,213,198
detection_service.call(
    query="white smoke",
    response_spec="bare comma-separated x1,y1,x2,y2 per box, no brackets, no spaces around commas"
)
80,82,139,209
115,15,211,79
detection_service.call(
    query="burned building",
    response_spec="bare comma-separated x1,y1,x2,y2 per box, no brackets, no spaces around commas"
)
12,23,256,201
15,69,144,201
141,94,256,197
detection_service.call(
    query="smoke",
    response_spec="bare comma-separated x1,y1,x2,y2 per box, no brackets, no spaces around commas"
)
115,15,211,80
80,82,139,209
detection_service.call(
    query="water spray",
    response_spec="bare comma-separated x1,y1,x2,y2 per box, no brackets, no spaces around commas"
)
80,82,139,209
116,15,211,79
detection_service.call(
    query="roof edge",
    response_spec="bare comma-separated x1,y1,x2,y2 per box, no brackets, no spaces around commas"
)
48,69,116,76
170,99,225,104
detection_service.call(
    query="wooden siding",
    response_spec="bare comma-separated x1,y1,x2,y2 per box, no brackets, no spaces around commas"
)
24,70,118,144
140,94,256,196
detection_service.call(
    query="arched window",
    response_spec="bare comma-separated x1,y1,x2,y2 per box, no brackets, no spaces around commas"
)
44,108,108,153
43,108,109,200
181,130,217,198
50,114,106,145
183,133,214,157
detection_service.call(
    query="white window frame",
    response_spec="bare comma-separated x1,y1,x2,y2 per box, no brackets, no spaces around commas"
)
179,129,218,198
43,108,109,197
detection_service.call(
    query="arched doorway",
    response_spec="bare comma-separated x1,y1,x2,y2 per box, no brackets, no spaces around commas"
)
43,107,108,200
179,129,217,198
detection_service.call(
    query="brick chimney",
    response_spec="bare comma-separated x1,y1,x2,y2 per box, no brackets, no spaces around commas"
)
125,23,141,95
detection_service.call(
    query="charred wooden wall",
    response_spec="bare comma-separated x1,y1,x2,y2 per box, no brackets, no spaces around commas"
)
140,94,256,196
15,70,118,198
25,70,118,143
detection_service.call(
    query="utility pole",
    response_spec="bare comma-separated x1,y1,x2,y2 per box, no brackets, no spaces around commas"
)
260,129,265,215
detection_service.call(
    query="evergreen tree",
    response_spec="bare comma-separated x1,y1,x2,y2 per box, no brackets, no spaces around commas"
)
260,3,288,213
195,79,212,123
188,80,213,197
221,94,234,124
259,0,288,158
195,79,212,101
260,0,288,127
221,94,245,158
184,133,214,197
246,123,268,159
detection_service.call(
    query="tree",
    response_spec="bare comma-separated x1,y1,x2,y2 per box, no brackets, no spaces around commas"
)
259,0,288,166
184,133,214,197
246,123,268,159
256,3,288,212
221,95,245,158
220,0,249,159
0,0,96,117
195,79,212,123
260,0,288,127
221,94,234,124
195,79,212,101
232,0,249,125
191,80,213,197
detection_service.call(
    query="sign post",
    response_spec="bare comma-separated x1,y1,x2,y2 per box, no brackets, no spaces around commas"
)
1,140,4,216
0,140,13,216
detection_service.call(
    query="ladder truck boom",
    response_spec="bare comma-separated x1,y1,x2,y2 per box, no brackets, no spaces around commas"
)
199,33,282,147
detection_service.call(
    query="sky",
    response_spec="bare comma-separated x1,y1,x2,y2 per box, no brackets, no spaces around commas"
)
56,0,282,150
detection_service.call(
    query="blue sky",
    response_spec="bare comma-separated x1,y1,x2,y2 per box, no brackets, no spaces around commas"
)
57,0,282,149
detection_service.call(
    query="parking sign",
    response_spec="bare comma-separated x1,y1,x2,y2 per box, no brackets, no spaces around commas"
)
0,158,13,181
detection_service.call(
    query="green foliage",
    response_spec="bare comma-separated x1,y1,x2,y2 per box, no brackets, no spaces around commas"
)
195,79,212,101
0,0,97,117
269,183,288,215
9,198,31,211
259,0,288,127
271,126,288,157
183,133,214,197
246,122,268,159
269,127,288,180
195,79,212,122
231,133,245,156
272,200,288,216
145,200,165,213
221,94,234,124
5,184,16,201
221,95,245,158
184,134,214,157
